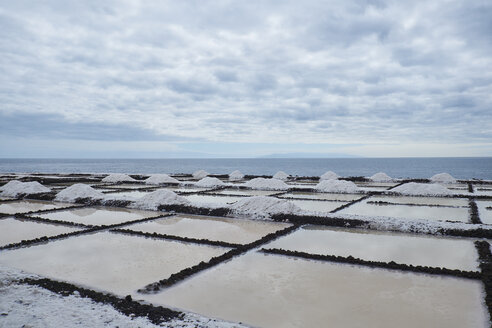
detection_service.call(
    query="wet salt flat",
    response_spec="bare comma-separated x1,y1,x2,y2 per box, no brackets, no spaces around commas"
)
338,199,470,222
289,199,346,213
38,207,160,226
371,195,469,207
211,188,280,196
0,231,229,296
104,184,150,189
104,190,154,199
164,186,212,193
182,194,243,207
476,200,492,224
143,252,488,328
278,192,362,201
0,200,71,214
266,226,479,271
0,217,80,247
125,214,291,244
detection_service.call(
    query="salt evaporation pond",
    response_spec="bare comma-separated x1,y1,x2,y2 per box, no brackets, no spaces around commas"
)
0,231,229,296
104,184,150,189
476,200,492,224
266,226,479,271
38,207,160,226
0,200,71,214
288,199,345,213
278,192,362,202
164,186,213,194
372,195,469,207
143,252,488,328
125,214,291,244
0,217,81,247
182,194,243,206
338,198,469,222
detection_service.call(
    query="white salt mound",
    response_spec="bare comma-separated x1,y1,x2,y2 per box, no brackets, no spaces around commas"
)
315,179,360,193
392,182,453,196
145,174,179,185
193,170,209,179
370,172,392,182
430,173,457,184
244,178,289,190
229,170,244,181
320,171,339,180
0,181,51,197
273,171,289,181
55,184,104,202
102,173,136,183
132,189,190,210
230,196,301,218
195,177,225,188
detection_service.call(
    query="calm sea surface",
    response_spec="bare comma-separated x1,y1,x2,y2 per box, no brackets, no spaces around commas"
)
0,158,491,180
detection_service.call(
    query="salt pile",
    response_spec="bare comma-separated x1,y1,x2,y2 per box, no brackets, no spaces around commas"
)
132,189,190,210
315,179,360,193
145,174,179,185
195,177,225,188
370,172,392,182
55,184,104,202
193,170,209,179
0,181,51,197
229,196,301,218
320,171,339,180
244,178,289,190
273,171,289,181
229,170,244,181
430,173,457,184
392,182,454,196
102,173,136,183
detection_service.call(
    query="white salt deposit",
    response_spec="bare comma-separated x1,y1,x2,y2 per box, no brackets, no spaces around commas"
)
145,174,179,185
315,179,360,193
244,178,289,190
0,181,51,197
320,171,339,180
193,170,209,179
273,171,289,181
391,182,454,196
195,177,225,188
55,184,104,202
102,173,136,183
132,189,190,210
229,196,301,219
370,172,392,182
229,170,244,181
430,173,457,184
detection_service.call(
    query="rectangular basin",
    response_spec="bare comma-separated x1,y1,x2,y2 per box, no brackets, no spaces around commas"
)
0,200,72,215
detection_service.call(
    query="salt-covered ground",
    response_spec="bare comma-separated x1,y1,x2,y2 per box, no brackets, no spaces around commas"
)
0,171,491,327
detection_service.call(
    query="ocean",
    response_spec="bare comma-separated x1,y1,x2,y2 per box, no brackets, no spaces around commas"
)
0,158,491,180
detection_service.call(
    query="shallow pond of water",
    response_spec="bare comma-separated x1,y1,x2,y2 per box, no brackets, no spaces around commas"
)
211,189,280,196
0,200,72,214
0,231,229,296
142,252,488,328
476,200,492,224
371,195,469,207
289,200,346,213
125,214,290,244
278,192,362,202
266,226,479,271
182,195,243,207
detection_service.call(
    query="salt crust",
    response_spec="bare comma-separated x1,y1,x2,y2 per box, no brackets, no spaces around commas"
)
0,267,245,328
370,172,392,182
55,184,105,202
315,179,360,193
229,170,244,181
244,178,289,190
391,182,453,196
192,170,209,179
430,173,457,184
273,171,289,181
102,173,136,183
145,174,179,185
230,196,301,219
0,181,51,197
195,177,225,188
320,171,339,180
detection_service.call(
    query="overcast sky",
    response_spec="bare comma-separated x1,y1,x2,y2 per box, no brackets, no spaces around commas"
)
1,0,491,158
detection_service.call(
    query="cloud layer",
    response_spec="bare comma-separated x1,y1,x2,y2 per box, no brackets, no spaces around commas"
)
1,0,491,156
